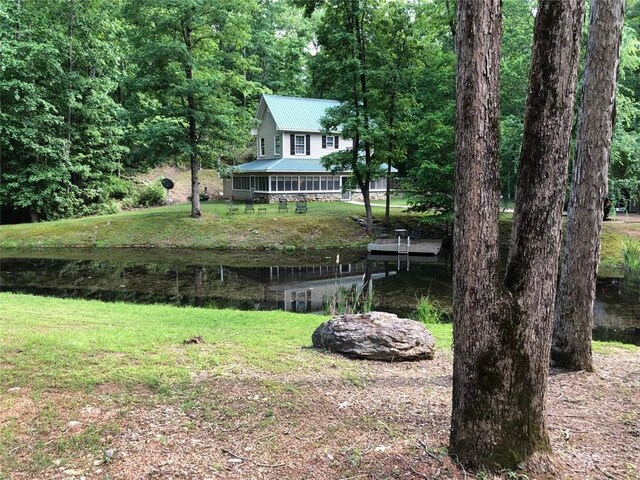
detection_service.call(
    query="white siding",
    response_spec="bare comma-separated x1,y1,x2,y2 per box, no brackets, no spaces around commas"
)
283,132,352,158
256,110,280,158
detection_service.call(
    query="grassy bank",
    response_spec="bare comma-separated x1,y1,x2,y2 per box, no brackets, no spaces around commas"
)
0,201,406,250
0,293,453,393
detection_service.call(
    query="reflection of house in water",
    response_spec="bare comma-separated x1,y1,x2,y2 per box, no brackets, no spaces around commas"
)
221,256,443,313
223,262,394,313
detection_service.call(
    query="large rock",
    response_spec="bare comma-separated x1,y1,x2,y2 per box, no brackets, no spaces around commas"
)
312,311,435,361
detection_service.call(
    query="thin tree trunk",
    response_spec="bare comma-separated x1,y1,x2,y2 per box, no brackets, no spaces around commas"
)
385,159,391,225
66,0,74,170
355,7,373,234
450,0,585,469
553,0,624,371
184,25,201,218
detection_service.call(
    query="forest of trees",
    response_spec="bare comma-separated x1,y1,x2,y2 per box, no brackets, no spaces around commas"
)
1,0,639,224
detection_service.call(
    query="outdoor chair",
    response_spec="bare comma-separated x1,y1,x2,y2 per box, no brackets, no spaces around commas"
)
245,199,254,213
295,198,308,214
227,200,239,214
278,198,288,212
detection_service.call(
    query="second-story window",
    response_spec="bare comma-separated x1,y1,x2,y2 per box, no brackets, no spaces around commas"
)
322,135,339,149
295,135,305,155
274,135,280,155
326,136,334,148
260,138,265,156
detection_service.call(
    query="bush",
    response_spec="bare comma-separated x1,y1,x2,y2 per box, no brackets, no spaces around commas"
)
105,177,134,200
135,180,166,207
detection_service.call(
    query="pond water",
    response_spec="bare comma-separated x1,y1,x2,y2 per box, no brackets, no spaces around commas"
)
1,248,638,345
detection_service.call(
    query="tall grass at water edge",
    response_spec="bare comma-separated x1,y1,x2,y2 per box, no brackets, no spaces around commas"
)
414,295,451,324
323,285,375,316
622,238,640,283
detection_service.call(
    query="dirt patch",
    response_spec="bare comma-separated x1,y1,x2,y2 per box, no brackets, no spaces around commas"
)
137,166,223,204
2,350,639,479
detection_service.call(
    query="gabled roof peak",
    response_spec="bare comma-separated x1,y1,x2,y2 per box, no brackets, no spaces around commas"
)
259,94,340,133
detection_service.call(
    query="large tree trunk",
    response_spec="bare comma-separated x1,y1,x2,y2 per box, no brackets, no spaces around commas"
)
450,0,584,469
450,0,504,466
552,0,624,371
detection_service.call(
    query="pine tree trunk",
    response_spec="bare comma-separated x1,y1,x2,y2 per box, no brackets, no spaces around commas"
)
450,0,585,469
552,0,624,371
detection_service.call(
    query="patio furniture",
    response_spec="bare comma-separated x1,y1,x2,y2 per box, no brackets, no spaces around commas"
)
278,198,288,212
245,199,255,213
295,197,308,214
227,200,239,214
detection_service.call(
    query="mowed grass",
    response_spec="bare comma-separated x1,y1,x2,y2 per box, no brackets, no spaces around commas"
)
0,201,381,250
0,293,454,393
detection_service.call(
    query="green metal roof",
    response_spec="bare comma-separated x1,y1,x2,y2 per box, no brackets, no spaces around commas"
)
234,157,398,174
235,158,332,173
261,95,340,132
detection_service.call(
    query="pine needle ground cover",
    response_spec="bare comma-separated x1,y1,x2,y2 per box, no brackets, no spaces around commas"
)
0,293,638,479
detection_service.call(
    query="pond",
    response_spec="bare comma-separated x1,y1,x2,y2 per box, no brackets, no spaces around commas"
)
1,248,638,345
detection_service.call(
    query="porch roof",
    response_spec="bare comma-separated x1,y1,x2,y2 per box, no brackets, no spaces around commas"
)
234,157,398,174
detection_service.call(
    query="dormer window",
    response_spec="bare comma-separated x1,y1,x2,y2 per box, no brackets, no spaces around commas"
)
260,138,265,156
274,135,280,155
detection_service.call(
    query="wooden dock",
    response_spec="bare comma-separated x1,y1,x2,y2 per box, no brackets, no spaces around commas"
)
367,238,442,256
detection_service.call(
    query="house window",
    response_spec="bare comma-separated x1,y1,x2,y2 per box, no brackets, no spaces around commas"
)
369,178,387,191
326,136,334,148
233,176,251,191
295,135,305,155
256,176,269,191
260,138,265,156
274,136,280,155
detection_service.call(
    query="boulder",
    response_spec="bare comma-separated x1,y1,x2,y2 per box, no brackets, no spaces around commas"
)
312,311,435,361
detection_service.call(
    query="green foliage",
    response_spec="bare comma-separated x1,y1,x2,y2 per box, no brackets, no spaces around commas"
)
134,180,166,207
622,238,640,282
123,0,262,169
104,176,134,201
247,0,312,96
403,0,455,217
414,296,450,324
0,0,126,222
323,285,375,316
609,4,640,208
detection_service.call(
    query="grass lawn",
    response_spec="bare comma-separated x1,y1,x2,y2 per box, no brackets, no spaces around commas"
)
0,201,416,250
1,293,637,479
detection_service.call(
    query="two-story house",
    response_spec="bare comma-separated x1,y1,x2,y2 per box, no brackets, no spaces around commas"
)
223,94,392,203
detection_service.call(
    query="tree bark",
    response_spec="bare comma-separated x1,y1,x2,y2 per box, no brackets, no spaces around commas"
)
450,0,585,469
450,0,504,466
552,0,624,371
